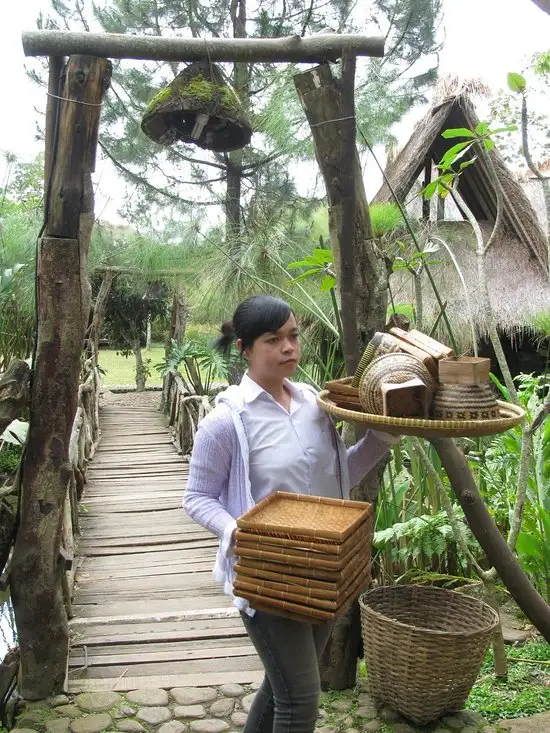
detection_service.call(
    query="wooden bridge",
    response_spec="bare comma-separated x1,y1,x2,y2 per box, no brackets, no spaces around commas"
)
66,396,263,692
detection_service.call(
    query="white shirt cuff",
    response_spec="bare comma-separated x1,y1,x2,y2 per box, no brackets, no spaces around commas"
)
221,518,238,558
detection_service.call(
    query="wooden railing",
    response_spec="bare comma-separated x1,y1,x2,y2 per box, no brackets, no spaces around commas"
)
161,371,212,457
62,344,102,614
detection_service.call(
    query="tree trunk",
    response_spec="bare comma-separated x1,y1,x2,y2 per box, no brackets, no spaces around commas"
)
226,158,243,243
432,437,550,643
133,340,147,391
9,54,111,699
171,289,188,343
88,269,114,362
225,0,249,244
294,63,389,689
294,64,388,352
146,316,152,350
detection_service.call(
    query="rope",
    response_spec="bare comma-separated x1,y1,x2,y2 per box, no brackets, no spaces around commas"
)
46,91,103,108
310,115,356,127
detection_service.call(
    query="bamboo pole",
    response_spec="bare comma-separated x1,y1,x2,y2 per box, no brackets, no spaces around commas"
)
22,30,384,62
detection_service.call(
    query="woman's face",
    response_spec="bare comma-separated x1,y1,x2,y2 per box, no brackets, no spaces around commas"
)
241,314,301,381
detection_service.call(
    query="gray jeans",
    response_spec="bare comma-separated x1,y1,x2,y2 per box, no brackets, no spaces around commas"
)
240,610,333,733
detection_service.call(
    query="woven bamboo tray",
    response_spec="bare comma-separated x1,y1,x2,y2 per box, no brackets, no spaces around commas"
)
236,491,372,542
249,598,324,624
236,550,368,583
359,585,499,724
235,563,370,611
235,559,371,603
235,534,366,560
317,390,525,438
236,514,372,557
234,535,369,570
240,564,371,623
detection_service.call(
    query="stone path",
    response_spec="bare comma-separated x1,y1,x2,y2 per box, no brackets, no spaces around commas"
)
500,710,550,732
13,683,512,733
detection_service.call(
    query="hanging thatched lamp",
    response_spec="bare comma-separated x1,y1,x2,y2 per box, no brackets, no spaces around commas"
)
141,60,252,152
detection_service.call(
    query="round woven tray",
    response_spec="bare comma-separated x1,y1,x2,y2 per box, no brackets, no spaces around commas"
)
317,390,525,438
359,585,499,724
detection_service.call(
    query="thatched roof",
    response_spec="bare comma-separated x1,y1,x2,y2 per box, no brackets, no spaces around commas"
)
373,94,549,274
389,221,550,353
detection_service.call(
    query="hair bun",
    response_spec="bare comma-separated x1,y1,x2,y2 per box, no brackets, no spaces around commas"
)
221,320,235,339
214,320,236,354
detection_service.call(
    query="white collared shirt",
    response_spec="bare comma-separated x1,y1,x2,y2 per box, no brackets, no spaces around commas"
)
240,373,342,504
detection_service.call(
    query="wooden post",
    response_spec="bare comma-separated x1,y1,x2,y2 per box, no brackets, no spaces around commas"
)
339,50,359,376
44,56,65,198
294,63,389,690
10,54,111,699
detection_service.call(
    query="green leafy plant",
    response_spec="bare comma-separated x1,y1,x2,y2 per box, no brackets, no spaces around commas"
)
156,335,230,395
374,508,480,569
466,640,550,721
422,122,517,200
0,444,22,476
470,373,550,600
370,202,403,238
391,239,442,275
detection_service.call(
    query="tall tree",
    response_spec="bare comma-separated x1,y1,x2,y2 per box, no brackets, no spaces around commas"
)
39,0,442,239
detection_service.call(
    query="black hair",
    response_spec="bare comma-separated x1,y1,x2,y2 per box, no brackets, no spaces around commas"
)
215,295,293,354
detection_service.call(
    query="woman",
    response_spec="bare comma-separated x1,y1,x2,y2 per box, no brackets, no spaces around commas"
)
184,294,397,733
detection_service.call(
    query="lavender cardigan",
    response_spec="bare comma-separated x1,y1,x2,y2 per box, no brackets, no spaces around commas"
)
183,383,395,613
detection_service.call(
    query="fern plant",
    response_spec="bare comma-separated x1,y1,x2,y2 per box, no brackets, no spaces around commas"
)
374,508,482,570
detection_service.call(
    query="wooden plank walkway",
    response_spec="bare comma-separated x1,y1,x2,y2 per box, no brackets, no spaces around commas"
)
67,402,263,692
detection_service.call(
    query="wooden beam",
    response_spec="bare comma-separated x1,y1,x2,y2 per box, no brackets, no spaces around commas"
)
22,30,384,63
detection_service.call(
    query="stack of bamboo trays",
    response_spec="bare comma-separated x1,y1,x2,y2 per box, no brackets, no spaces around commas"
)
233,492,373,624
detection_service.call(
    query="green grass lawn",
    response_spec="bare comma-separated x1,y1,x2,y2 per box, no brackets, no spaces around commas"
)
97,344,166,387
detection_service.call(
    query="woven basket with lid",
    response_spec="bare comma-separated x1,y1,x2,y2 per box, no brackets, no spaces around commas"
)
358,353,435,415
431,383,500,420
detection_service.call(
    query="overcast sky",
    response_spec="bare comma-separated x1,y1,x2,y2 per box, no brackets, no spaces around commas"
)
2,0,550,221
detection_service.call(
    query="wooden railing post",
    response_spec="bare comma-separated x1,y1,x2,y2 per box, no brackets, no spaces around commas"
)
9,55,111,699
162,371,212,456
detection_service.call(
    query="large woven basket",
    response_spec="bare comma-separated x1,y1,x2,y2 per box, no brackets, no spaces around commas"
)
359,585,499,725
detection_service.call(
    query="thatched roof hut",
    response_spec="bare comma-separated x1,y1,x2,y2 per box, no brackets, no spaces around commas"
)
372,94,550,352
